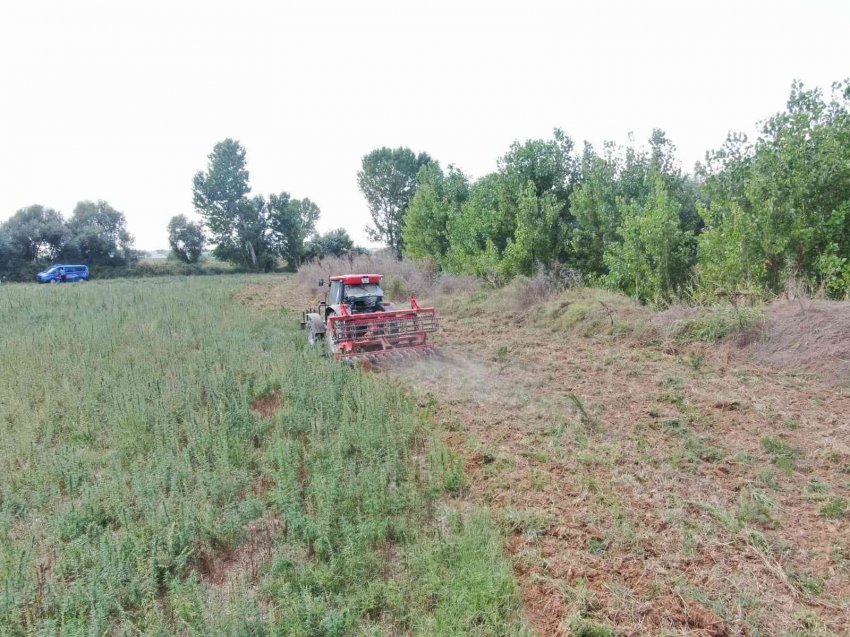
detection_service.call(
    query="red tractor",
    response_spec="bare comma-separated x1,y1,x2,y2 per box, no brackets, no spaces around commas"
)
300,274,439,362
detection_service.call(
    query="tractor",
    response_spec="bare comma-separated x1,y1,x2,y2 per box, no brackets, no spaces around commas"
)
300,274,439,362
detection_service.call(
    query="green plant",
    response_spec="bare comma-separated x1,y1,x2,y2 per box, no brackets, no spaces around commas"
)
676,306,765,343
761,437,803,473
499,508,552,540
736,490,780,529
820,497,848,520
569,393,600,431
787,570,826,596
802,478,831,501
688,350,705,371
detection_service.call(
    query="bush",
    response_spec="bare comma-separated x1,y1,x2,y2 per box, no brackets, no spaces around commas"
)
657,305,765,343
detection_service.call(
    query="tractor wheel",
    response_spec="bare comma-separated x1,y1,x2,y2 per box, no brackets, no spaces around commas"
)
307,325,323,346
325,329,340,356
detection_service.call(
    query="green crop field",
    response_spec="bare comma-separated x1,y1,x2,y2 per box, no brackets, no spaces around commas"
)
0,277,527,636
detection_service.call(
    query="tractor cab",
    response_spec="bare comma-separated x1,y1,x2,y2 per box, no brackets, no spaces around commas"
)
319,274,394,317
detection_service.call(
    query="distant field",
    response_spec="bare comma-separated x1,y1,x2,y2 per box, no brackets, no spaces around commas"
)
0,276,527,635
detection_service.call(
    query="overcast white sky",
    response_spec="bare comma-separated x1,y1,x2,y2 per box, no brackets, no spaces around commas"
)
1,0,847,250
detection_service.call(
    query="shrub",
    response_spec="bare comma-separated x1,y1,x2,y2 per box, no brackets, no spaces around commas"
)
820,497,848,520
662,305,766,343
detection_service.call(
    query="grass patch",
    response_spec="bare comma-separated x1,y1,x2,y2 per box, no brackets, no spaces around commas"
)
0,277,528,635
820,497,848,520
802,478,831,501
787,570,826,596
671,305,765,343
499,508,552,540
532,288,651,337
761,436,804,473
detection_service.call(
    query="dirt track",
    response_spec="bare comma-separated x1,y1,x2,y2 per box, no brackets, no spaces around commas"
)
249,278,850,636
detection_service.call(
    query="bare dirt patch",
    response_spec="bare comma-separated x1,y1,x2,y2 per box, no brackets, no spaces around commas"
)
391,289,850,636
234,276,320,313
251,389,282,419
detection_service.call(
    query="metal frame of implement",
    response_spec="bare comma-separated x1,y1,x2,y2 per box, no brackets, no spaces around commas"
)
327,296,439,361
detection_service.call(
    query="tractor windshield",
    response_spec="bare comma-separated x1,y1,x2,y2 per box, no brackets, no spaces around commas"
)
342,283,384,313
344,283,383,298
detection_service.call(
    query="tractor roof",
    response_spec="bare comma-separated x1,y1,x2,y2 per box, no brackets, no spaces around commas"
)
329,274,383,284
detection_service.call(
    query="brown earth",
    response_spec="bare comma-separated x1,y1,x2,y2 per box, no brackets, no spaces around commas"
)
249,277,850,636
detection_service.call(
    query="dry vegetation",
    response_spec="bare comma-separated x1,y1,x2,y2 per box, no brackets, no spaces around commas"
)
297,253,481,302
279,262,850,635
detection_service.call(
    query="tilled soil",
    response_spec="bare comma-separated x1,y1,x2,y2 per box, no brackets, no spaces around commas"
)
262,278,850,636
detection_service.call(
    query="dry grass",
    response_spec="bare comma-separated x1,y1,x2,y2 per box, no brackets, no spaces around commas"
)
272,269,850,634
658,295,850,384
365,285,850,635
746,299,850,381
297,254,481,302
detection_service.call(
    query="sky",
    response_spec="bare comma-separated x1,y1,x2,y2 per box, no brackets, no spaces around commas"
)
1,0,848,251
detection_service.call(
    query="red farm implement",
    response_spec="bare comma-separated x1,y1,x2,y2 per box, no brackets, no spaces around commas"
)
300,274,439,362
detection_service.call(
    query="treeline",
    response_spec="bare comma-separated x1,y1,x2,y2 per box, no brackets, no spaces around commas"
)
184,138,362,270
1,139,364,281
361,79,850,302
0,200,138,279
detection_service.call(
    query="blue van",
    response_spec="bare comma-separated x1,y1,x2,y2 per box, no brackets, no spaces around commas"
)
37,264,90,283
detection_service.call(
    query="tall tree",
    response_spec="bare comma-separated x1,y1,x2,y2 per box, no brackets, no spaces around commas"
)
3,205,69,262
65,201,136,265
570,131,701,280
357,147,431,258
267,194,321,271
192,139,263,268
0,225,14,271
403,163,469,264
604,173,695,302
167,215,205,263
192,139,321,271
502,182,563,277
698,80,850,295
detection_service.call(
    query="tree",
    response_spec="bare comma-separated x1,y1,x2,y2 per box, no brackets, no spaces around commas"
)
66,200,136,265
192,139,265,268
268,195,320,270
698,80,850,295
303,228,355,260
402,163,469,264
570,131,701,281
167,215,205,263
502,181,563,277
357,147,431,258
0,225,14,271
604,173,695,302
569,142,623,277
3,205,69,262
193,139,322,271
442,173,510,278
